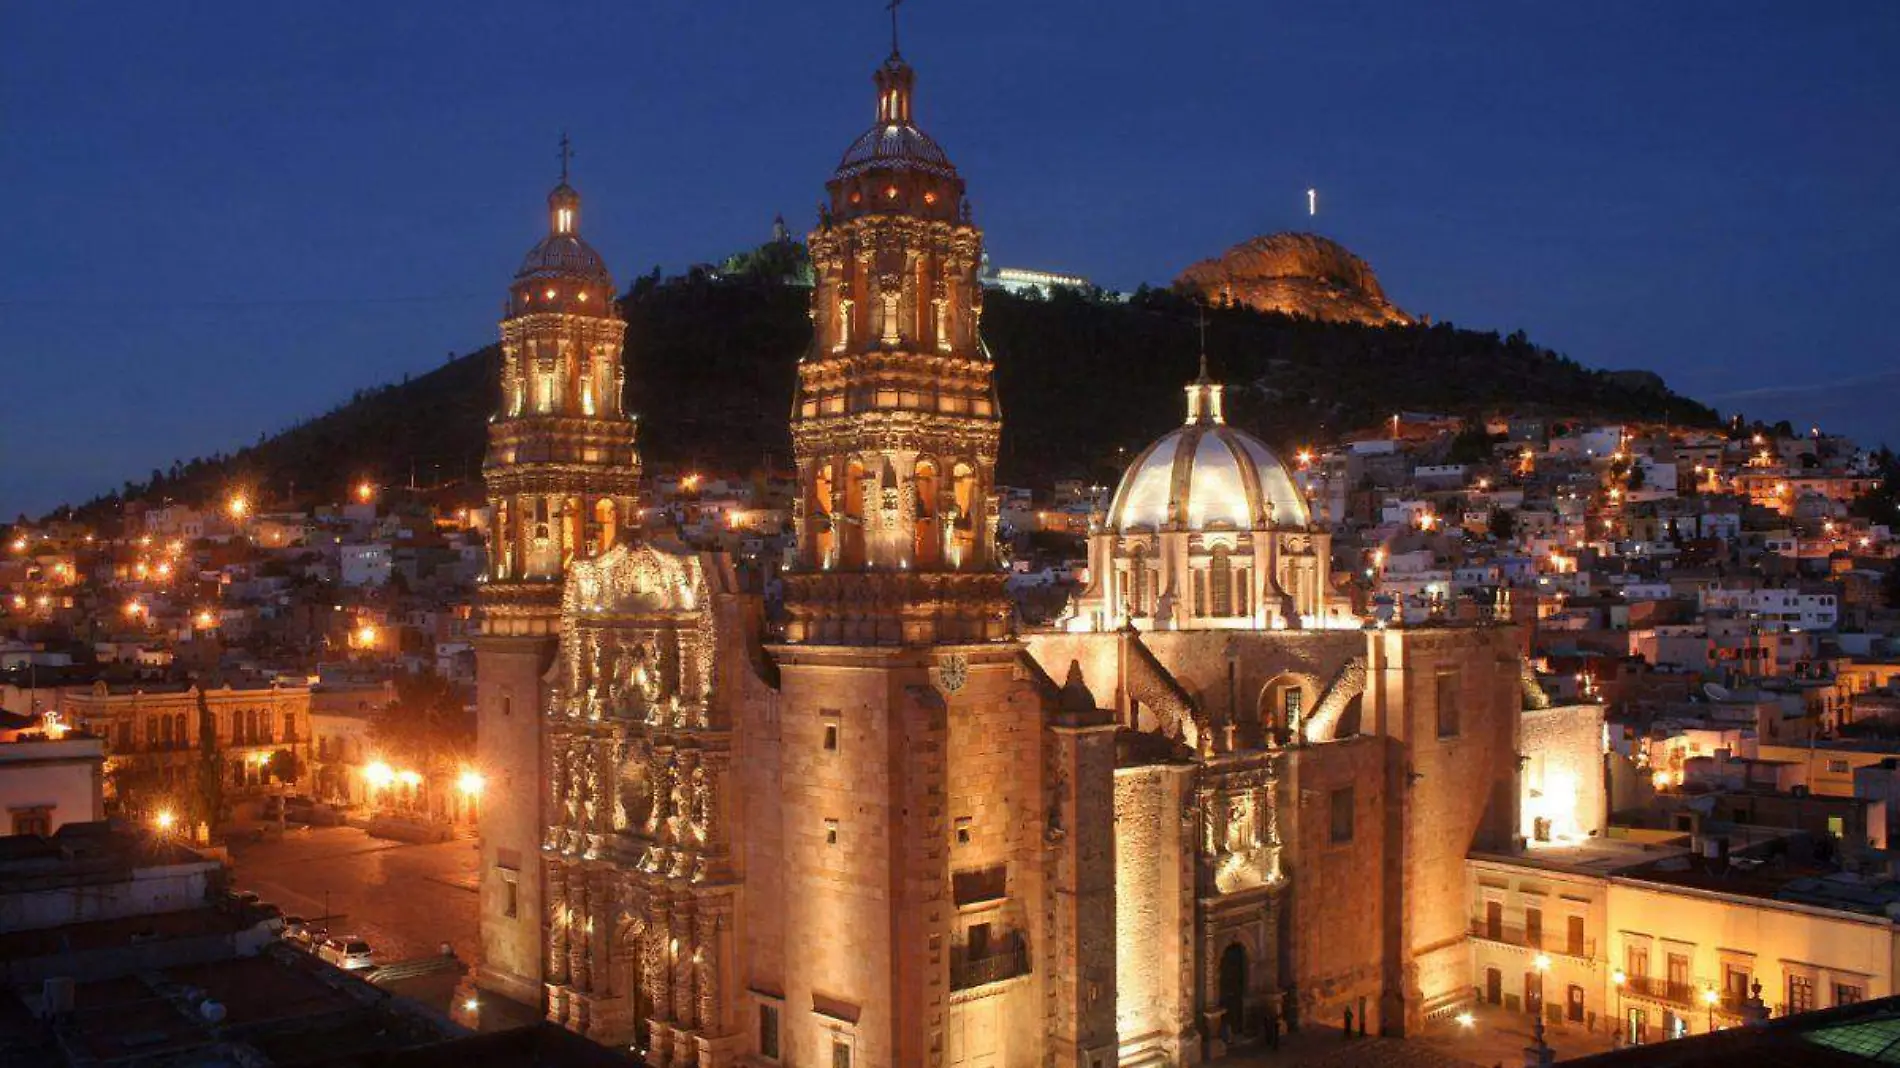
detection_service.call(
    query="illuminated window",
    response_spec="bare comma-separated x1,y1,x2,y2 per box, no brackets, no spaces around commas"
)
1835,983,1863,1006
924,191,937,205
825,819,838,846
955,817,972,845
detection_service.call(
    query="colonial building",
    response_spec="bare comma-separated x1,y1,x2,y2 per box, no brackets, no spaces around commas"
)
65,681,311,817
474,35,1552,1068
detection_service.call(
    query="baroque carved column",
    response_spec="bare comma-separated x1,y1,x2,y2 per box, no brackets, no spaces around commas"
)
547,861,572,985
670,900,698,1032
643,895,671,1024
695,904,725,1037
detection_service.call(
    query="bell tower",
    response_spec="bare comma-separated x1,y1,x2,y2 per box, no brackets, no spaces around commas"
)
474,149,640,1007
766,38,1046,1068
783,48,1007,644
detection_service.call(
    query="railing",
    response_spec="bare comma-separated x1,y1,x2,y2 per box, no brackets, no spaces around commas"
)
1624,975,1699,1007
1468,921,1596,960
950,932,1028,991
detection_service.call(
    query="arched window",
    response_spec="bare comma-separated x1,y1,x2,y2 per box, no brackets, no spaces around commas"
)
595,499,618,554
913,459,941,567
174,713,188,748
145,715,158,749
1210,545,1234,617
811,462,837,566
949,462,977,567
160,715,174,747
1128,545,1149,616
842,459,868,567
562,496,581,565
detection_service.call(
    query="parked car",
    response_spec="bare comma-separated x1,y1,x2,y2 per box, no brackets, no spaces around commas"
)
297,925,329,952
282,916,311,943
319,936,375,971
217,889,262,913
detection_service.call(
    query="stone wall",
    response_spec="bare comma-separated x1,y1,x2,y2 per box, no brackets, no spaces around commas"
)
1282,735,1391,1034
1112,763,1194,1063
1367,627,1524,1027
474,633,555,1006
1521,704,1606,845
764,648,1045,1068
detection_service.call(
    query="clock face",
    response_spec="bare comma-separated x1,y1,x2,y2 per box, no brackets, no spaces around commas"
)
938,653,969,694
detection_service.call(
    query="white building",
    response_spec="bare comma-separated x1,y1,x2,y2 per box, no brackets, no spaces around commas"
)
0,733,105,836
340,543,394,587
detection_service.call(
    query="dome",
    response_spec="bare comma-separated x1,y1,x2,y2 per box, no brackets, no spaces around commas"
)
516,233,613,286
1105,378,1310,533
514,179,613,287
832,56,958,182
835,121,957,180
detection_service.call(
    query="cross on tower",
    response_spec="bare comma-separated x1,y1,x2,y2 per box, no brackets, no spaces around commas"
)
1197,305,1210,379
558,131,573,183
887,0,903,57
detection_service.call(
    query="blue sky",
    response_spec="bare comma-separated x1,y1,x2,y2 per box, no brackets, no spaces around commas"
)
3,2,1896,516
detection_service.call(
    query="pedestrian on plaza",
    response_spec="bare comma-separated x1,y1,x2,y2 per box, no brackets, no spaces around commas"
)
1342,1006,1353,1039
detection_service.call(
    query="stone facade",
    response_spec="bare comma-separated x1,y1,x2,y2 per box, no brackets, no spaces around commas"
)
473,40,1546,1068
476,169,640,1007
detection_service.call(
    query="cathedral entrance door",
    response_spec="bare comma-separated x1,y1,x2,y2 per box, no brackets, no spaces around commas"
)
1218,943,1248,1039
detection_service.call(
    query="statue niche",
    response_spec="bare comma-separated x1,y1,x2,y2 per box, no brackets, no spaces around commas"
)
619,743,654,834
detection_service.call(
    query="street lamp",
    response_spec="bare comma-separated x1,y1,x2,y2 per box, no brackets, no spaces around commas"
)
458,769,485,824
1702,987,1719,1033
1533,954,1551,1019
1612,971,1627,1047
153,809,176,834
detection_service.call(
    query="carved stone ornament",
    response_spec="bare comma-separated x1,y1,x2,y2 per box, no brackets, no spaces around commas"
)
937,653,969,694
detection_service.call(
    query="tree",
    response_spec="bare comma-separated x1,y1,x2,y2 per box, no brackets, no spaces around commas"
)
1489,508,1517,542
268,748,304,786
372,671,475,770
193,686,224,833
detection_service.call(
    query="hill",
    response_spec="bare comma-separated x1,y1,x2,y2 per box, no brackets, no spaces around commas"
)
68,260,1719,519
1175,232,1412,326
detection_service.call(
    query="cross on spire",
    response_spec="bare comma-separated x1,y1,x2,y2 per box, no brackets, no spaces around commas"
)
558,131,573,184
887,0,903,57
1196,305,1210,381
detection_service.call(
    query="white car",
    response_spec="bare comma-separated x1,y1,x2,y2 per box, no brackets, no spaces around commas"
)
319,936,375,971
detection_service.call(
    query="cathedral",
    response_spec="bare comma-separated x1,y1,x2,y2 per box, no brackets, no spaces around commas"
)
474,37,1549,1068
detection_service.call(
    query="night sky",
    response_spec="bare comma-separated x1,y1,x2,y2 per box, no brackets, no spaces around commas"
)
4,2,1897,517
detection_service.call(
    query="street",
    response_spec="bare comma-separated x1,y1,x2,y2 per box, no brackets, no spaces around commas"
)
224,824,483,1012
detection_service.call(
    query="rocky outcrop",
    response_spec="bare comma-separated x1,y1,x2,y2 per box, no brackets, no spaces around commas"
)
1176,232,1412,326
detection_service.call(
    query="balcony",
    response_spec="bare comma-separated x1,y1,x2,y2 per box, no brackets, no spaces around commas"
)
1624,975,1699,1007
950,930,1028,991
1469,921,1596,960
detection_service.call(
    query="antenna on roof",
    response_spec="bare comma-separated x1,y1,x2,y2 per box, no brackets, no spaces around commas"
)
886,0,903,57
